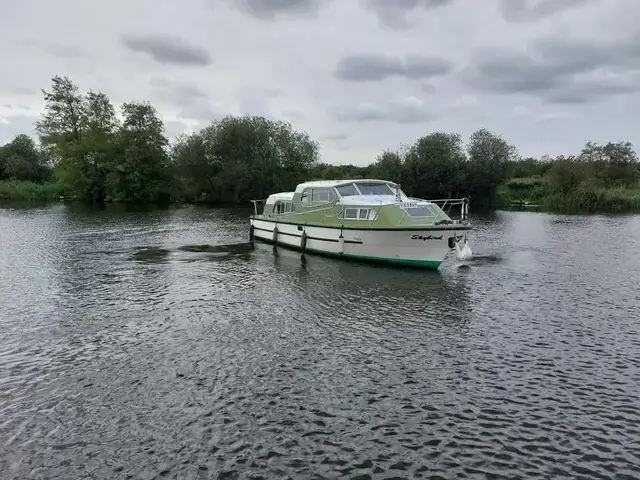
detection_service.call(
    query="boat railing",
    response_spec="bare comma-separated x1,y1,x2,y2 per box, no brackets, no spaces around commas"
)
408,197,470,223
250,199,267,216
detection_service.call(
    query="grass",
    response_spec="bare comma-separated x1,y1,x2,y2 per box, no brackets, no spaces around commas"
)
0,180,70,202
497,179,640,212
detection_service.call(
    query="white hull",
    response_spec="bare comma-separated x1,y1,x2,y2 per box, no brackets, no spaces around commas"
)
250,218,470,268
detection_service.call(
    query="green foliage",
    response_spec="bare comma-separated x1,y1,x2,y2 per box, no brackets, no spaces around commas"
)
0,180,69,201
545,156,594,194
370,150,403,184
580,140,640,187
500,146,640,211
2,75,639,211
32,76,172,203
0,134,52,182
309,163,371,180
36,76,116,202
107,101,170,202
465,129,515,207
507,156,553,178
402,132,466,199
171,115,319,203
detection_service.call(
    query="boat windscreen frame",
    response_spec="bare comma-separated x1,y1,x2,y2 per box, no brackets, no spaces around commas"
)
334,181,401,198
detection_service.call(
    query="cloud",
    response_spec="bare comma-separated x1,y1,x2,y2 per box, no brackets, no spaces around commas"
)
321,133,349,142
149,78,217,121
121,34,212,66
234,0,328,19
0,0,639,163
235,86,282,117
421,83,437,94
44,45,86,59
150,78,208,102
500,0,598,22
332,96,436,123
536,111,576,122
334,53,452,81
543,74,640,104
0,114,38,145
462,31,640,104
23,40,87,59
511,104,576,122
1,104,30,112
281,110,305,121
164,120,189,139
363,0,454,29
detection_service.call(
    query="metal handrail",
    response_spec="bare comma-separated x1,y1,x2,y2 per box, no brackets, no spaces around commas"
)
252,195,470,222
406,197,470,222
250,199,266,216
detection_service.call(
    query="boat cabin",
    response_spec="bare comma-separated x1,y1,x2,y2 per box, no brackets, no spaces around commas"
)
252,179,468,226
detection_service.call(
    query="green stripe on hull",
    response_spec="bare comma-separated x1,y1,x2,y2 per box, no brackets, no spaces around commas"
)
253,237,442,269
342,253,441,269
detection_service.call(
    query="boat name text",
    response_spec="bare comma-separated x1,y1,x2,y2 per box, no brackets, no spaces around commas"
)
411,234,443,241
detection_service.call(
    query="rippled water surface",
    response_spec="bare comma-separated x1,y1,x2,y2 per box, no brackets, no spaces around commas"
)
1,203,640,480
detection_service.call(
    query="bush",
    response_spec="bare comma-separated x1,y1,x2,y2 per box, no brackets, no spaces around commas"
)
0,180,70,201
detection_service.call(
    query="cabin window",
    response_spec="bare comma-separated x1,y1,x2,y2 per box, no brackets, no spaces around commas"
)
301,187,334,206
355,182,395,195
340,207,376,220
405,206,434,217
343,208,358,219
273,200,293,214
336,183,359,197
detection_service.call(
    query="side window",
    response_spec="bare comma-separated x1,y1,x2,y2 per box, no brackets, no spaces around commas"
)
343,208,358,219
311,188,330,203
340,208,376,220
273,201,293,214
301,190,311,206
405,206,434,217
301,188,333,206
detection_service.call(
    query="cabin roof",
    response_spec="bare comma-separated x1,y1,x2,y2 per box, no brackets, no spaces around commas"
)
295,178,395,191
266,191,295,202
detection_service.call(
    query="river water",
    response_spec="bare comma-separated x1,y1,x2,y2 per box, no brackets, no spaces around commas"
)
1,203,639,480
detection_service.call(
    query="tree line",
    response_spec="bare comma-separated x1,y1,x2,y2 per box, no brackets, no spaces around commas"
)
1,75,639,210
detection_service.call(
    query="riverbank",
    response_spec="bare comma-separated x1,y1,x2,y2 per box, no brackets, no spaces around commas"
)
496,177,640,212
0,180,70,202
3,178,640,214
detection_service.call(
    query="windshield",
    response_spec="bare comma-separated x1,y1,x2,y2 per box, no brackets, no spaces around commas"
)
335,183,359,197
353,182,395,195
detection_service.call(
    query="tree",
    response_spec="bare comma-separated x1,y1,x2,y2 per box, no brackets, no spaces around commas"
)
508,156,552,178
465,128,516,207
402,132,466,199
34,76,121,202
170,131,219,202
580,141,639,187
545,155,595,194
0,134,52,182
35,75,86,161
107,101,170,202
52,90,121,202
172,115,319,203
370,149,403,184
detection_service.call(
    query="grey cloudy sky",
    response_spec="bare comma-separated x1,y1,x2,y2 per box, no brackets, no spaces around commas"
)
1,0,639,164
